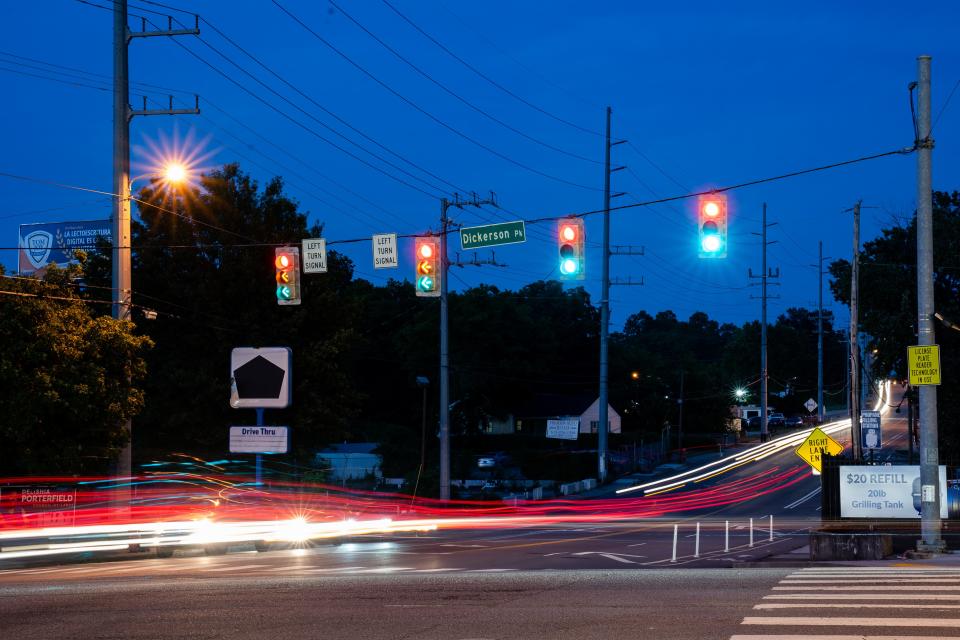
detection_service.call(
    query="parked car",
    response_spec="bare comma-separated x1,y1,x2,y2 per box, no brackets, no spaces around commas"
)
785,414,804,428
768,413,785,429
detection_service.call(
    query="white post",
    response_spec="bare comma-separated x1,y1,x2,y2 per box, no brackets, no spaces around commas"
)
724,520,729,552
671,524,678,563
749,517,754,547
694,522,700,558
769,515,774,542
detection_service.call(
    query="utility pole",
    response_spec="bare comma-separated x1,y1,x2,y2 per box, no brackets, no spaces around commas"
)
596,107,630,483
112,0,198,477
749,203,779,442
849,200,862,461
915,55,943,552
438,192,497,501
815,241,828,423
677,370,685,459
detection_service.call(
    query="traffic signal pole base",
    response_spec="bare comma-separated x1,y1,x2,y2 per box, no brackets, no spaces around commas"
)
916,540,947,554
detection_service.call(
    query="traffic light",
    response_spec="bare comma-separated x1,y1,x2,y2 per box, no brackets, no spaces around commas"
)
558,218,585,279
414,236,440,297
698,194,727,258
275,246,301,305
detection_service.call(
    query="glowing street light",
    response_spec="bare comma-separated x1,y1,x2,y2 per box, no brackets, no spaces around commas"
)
163,162,188,184
734,387,747,401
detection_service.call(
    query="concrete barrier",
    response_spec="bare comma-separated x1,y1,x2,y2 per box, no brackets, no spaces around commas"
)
809,531,893,560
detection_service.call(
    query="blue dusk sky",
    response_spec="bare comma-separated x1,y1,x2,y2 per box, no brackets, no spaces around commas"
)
3,0,959,328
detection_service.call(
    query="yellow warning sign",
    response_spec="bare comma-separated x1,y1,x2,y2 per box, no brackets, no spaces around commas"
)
908,344,941,386
795,427,844,472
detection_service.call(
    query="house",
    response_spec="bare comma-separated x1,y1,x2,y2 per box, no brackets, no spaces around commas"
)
314,443,382,481
483,394,621,436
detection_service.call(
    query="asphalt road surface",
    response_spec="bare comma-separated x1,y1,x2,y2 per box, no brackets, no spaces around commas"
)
4,564,960,640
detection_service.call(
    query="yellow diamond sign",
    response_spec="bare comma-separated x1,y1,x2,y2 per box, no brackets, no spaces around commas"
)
795,427,844,472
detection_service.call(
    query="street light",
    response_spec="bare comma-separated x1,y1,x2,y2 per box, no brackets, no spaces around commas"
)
114,160,193,480
734,387,747,401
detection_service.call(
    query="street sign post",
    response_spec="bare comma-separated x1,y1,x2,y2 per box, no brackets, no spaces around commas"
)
229,426,289,454
861,410,882,450
795,427,844,473
302,238,328,274
230,347,292,409
907,344,941,385
804,398,818,413
460,220,526,250
372,233,398,269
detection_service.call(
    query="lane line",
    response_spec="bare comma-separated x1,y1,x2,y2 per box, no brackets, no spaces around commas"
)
198,564,270,572
780,579,960,584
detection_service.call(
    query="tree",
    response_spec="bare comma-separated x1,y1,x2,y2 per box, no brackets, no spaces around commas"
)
829,190,960,452
85,164,364,460
0,260,152,474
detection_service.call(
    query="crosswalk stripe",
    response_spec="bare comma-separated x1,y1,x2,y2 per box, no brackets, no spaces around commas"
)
732,636,960,640
411,568,465,572
742,616,960,627
773,585,960,591
780,578,960,584
797,567,960,572
765,593,960,600
755,603,960,610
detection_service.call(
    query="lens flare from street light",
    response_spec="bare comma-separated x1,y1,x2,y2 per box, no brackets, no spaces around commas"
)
734,387,746,400
164,163,188,184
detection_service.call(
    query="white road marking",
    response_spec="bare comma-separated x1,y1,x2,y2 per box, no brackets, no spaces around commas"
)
773,585,960,591
755,603,960,610
732,636,960,640
765,593,960,601
784,487,821,510
742,616,960,627
411,568,464,573
469,568,516,572
780,578,960,584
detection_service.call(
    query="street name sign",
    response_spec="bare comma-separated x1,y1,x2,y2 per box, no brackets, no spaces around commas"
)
460,220,526,250
908,344,941,385
229,426,289,454
803,398,817,413
861,410,881,450
302,238,328,273
795,427,843,473
230,347,292,409
839,465,948,518
546,419,579,440
372,233,398,269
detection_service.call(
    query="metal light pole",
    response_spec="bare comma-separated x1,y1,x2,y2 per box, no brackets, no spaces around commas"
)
817,240,825,423
915,54,943,552
597,106,611,483
439,198,451,501
850,200,862,460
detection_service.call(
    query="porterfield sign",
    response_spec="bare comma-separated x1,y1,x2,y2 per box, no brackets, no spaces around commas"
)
839,465,948,518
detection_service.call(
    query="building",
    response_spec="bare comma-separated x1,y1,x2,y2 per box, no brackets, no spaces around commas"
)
314,443,382,481
483,394,621,437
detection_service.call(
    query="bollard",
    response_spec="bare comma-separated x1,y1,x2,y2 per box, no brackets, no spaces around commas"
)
749,517,754,548
671,524,678,563
724,520,729,552
694,522,700,558
769,514,774,542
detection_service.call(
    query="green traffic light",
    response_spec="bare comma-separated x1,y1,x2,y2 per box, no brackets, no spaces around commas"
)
417,275,435,291
276,285,292,300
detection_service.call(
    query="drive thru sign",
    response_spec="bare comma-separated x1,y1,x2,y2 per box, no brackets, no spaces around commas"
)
795,427,844,473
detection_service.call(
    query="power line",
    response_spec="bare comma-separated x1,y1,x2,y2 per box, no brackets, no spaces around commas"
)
332,0,600,164
381,0,600,139
196,16,469,196
0,143,914,258
271,0,601,193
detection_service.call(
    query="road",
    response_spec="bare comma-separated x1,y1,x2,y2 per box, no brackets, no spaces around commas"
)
3,564,960,639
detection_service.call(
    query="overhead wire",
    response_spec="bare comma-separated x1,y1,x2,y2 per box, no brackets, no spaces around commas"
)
331,0,600,165
271,0,602,193
381,0,600,139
